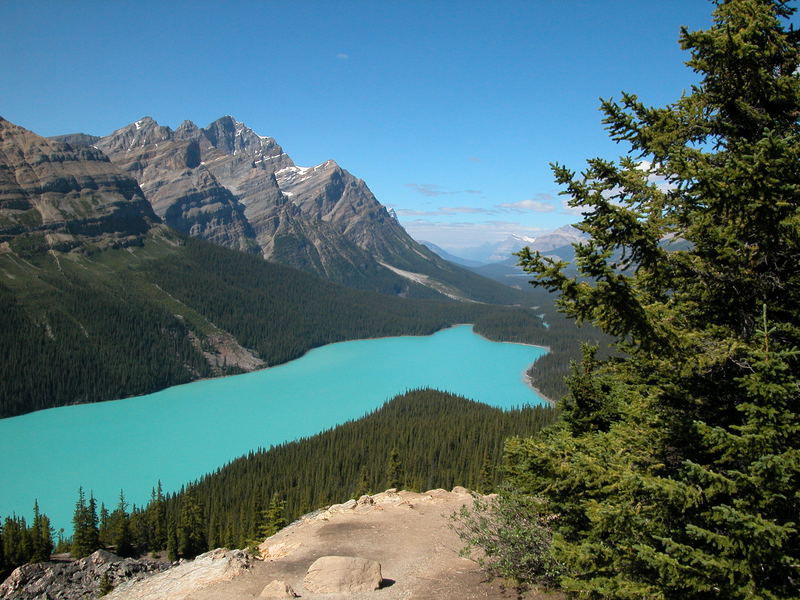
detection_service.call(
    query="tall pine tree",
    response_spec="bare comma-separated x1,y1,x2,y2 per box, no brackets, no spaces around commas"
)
505,1,800,598
71,488,100,558
177,489,206,559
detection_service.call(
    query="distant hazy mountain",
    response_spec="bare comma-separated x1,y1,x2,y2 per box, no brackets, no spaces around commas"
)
435,225,587,266
56,115,525,304
420,241,483,267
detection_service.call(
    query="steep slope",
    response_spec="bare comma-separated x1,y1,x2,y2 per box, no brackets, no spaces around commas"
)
91,116,528,303
92,117,259,254
0,117,158,251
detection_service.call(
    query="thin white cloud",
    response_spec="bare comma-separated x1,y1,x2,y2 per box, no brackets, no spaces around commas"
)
395,206,494,217
405,183,483,197
498,197,557,213
402,218,549,249
405,184,453,197
336,53,350,60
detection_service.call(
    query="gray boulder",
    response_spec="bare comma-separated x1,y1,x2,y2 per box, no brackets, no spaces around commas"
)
303,555,383,593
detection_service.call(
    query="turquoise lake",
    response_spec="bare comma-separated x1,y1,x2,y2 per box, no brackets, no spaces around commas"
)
0,325,546,534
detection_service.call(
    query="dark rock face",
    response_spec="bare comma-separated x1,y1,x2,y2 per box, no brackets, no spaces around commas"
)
0,117,158,250
0,550,170,600
95,117,260,255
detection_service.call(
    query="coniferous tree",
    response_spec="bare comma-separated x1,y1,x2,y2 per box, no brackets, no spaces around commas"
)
259,493,287,539
28,500,52,563
166,522,178,562
71,488,100,558
476,454,494,494
503,1,800,598
353,466,372,498
98,571,114,596
385,447,404,490
111,491,134,558
147,481,167,552
177,490,206,559
98,503,110,546
1,516,29,572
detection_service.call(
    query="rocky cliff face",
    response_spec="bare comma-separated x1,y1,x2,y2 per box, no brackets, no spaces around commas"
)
0,117,158,251
93,117,259,254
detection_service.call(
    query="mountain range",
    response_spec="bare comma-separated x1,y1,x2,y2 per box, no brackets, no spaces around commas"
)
424,226,587,267
52,116,523,303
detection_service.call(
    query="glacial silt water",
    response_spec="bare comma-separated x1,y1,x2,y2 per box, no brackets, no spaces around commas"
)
0,325,546,533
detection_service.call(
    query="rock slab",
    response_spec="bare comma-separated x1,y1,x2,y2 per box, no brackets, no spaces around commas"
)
259,579,298,598
0,549,169,600
303,555,382,594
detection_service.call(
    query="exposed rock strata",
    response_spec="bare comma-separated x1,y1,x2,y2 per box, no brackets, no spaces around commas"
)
95,117,260,255
0,549,169,600
104,548,252,600
0,117,158,250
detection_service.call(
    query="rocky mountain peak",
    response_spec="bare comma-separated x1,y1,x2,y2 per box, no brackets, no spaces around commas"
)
175,119,200,139
100,117,173,155
200,116,267,156
88,114,508,301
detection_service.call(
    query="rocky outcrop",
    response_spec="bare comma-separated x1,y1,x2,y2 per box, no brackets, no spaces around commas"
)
0,550,169,600
104,548,252,600
303,555,383,593
0,117,159,252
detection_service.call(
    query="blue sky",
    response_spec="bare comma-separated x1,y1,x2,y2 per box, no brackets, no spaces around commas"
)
2,1,729,250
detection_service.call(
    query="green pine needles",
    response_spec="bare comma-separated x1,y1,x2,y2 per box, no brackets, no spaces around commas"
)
500,0,800,598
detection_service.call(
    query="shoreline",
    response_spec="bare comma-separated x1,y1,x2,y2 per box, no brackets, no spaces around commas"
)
524,373,557,407
467,325,555,407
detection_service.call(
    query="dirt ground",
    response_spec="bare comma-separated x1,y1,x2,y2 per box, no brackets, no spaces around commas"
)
184,488,563,600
